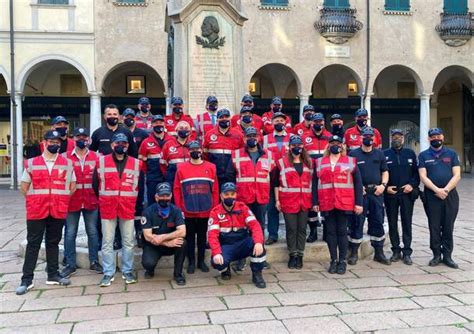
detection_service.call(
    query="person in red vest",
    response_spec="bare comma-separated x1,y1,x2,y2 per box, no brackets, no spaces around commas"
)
344,109,382,151
272,135,313,270
174,140,219,274
232,106,264,142
195,95,219,140
202,108,244,188
164,97,197,139
313,135,364,275
302,112,332,243
94,133,143,287
262,112,291,245
161,121,192,187
294,105,315,137
261,96,292,135
139,114,173,206
61,127,102,279
16,130,76,295
208,182,266,288
39,116,75,155
134,96,154,131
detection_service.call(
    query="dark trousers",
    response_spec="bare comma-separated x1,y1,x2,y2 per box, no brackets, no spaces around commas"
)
349,194,385,248
211,236,266,273
141,239,186,276
22,216,65,283
185,218,208,264
134,175,145,234
283,211,308,256
325,210,349,262
424,189,459,257
384,194,414,256
248,202,268,234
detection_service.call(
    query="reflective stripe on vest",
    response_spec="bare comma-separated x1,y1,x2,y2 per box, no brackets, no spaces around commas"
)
220,227,246,233
148,154,161,159
180,177,215,183
208,149,232,154
169,158,188,164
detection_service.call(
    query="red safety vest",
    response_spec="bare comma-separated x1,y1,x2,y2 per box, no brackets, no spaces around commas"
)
303,129,331,158
315,155,356,212
232,148,274,205
97,155,141,220
277,157,313,214
24,155,73,220
65,150,99,212
262,132,291,162
196,112,216,138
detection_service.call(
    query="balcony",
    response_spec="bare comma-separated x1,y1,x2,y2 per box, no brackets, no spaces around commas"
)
435,12,473,47
314,7,363,44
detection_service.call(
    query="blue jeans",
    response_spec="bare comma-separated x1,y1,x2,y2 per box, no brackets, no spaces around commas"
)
266,190,280,240
64,209,99,268
101,218,135,276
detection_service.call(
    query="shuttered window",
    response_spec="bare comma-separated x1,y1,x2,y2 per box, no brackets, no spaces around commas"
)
385,0,410,11
261,0,289,6
323,0,350,8
444,0,468,14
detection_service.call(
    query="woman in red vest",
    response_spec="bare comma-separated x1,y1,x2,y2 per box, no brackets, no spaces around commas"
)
273,135,313,270
313,135,363,275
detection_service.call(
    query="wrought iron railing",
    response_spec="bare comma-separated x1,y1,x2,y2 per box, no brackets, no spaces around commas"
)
314,7,363,44
435,12,473,47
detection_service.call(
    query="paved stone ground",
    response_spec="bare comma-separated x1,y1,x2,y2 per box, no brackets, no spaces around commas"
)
0,176,473,333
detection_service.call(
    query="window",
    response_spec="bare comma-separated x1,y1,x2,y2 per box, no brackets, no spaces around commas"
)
260,0,288,6
323,0,350,8
385,0,410,11
444,0,468,14
38,0,68,4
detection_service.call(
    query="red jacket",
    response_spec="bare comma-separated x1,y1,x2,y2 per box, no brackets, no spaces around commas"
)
277,157,313,214
65,150,99,212
207,201,264,256
138,133,172,181
24,155,73,220
164,114,197,140
234,126,264,144
135,114,154,131
315,155,356,212
161,137,191,185
262,132,291,163
173,161,219,218
344,126,382,151
261,111,292,135
97,155,142,220
232,148,274,205
294,121,312,137
196,112,217,139
40,138,75,154
302,129,331,158
231,114,264,133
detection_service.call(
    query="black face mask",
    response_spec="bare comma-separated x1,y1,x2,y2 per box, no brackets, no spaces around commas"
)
46,144,60,154
140,105,149,113
362,137,373,147
313,124,323,132
291,147,302,155
177,130,189,139
106,117,119,126
56,127,67,137
223,197,235,207
332,124,343,134
208,104,218,112
76,140,87,149
124,118,135,127
304,113,313,121
330,145,341,155
356,119,367,127
430,139,443,149
114,145,127,155
272,106,281,113
246,138,257,148
172,107,183,114
158,199,170,208
391,139,403,149
219,120,230,129
274,123,285,132
190,151,201,160
153,125,164,134
242,115,252,124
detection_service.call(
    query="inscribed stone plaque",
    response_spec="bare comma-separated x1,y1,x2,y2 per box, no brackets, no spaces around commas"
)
325,45,350,58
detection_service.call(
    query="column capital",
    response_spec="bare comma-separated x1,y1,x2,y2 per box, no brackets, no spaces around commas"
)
418,92,433,100
298,92,311,98
88,91,102,97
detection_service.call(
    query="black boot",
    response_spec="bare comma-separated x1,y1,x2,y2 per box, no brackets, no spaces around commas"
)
443,256,459,269
374,248,391,265
187,261,195,274
429,254,442,266
288,255,297,269
295,255,303,270
348,243,360,266
336,261,347,275
306,226,317,243
197,261,210,272
390,251,402,262
252,271,266,289
221,266,231,280
346,242,354,260
328,260,337,274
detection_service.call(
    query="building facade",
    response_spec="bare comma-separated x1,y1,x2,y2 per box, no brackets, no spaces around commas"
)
0,0,473,185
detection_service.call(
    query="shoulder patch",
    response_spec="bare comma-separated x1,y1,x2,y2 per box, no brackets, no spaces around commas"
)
141,216,147,225
208,218,214,226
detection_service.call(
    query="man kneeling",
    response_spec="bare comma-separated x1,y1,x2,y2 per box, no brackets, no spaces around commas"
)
141,182,186,285
208,182,266,288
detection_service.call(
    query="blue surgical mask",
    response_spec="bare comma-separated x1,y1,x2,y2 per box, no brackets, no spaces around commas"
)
242,115,253,124
223,198,235,207
75,140,87,149
246,138,257,148
274,123,285,132
46,144,60,154
56,127,67,137
114,145,127,155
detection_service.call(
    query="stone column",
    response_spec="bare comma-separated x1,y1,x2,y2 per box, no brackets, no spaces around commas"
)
364,95,372,126
11,93,23,187
298,93,310,122
89,92,102,133
419,93,431,151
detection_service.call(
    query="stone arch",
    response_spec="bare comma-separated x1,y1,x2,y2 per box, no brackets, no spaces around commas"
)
372,65,424,97
247,63,302,98
311,64,364,98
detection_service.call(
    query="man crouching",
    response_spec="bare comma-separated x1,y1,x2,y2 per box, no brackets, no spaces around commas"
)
141,182,186,285
208,182,266,288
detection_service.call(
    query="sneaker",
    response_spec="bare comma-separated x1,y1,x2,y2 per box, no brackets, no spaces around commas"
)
174,273,186,286
15,281,34,295
221,266,231,280
99,275,115,287
46,275,71,286
144,270,155,279
89,262,103,274
122,272,137,284
60,266,77,279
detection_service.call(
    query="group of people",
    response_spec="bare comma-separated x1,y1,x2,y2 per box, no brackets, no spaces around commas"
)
16,94,462,295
